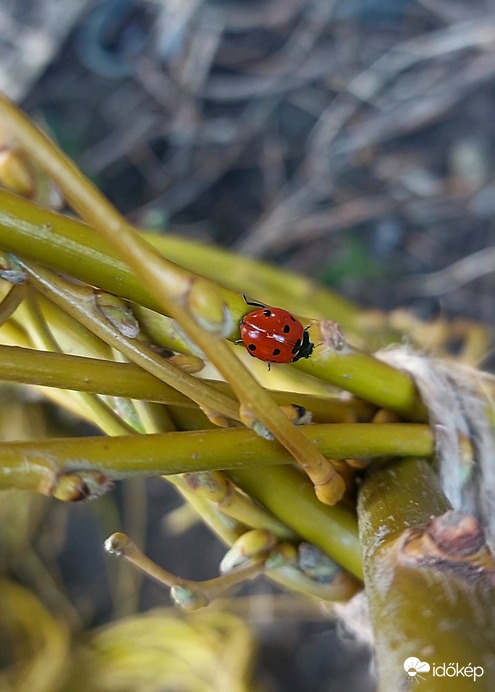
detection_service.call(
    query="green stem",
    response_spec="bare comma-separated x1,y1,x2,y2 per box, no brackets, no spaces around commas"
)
0,190,427,419
0,344,196,406
0,282,26,326
296,325,428,420
171,476,359,600
0,343,374,426
19,261,241,423
358,457,495,691
0,188,244,322
0,188,358,331
142,232,360,329
105,531,267,609
229,465,362,579
0,422,432,498
18,287,136,436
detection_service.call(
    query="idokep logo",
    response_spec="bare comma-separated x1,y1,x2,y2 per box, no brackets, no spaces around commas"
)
403,657,484,683
403,657,430,682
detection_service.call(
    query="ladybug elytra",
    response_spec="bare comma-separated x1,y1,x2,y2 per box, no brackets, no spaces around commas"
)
239,298,314,364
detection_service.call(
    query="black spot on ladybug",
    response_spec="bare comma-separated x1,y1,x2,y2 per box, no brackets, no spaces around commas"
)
248,344,256,351
283,324,290,333
263,309,271,317
272,348,281,356
292,339,301,354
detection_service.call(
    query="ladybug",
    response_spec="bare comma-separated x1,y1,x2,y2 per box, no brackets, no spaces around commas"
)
239,297,314,364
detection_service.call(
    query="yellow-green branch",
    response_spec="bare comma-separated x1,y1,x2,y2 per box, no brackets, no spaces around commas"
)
0,189,427,420
18,261,242,424
0,99,347,504
0,187,245,324
0,344,195,406
229,465,362,579
0,422,433,489
358,457,495,690
0,343,374,425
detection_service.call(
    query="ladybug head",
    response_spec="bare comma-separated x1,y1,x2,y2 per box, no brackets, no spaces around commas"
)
291,328,314,362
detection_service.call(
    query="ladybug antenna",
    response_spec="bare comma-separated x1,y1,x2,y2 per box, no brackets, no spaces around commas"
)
242,294,266,308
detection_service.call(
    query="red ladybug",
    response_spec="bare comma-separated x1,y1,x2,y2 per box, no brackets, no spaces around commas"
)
239,298,314,364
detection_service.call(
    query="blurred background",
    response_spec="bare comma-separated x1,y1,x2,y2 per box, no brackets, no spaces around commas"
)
2,0,495,690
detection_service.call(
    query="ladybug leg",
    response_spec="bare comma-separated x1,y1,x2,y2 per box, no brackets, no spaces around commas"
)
234,338,243,344
241,294,265,308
